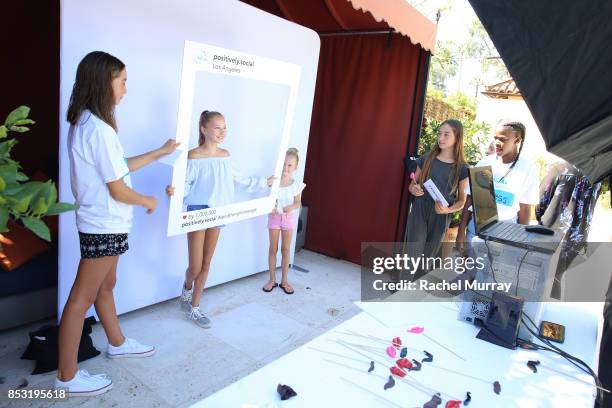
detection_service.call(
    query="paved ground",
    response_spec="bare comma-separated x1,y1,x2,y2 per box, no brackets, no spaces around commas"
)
0,250,361,408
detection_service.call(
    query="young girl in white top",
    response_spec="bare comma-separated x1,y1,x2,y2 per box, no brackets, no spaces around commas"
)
56,51,179,396
167,110,273,327
262,148,306,294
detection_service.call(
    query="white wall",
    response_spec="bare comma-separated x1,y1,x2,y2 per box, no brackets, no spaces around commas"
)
59,0,320,317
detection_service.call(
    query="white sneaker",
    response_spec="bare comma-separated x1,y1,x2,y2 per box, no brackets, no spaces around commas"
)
106,337,156,359
180,283,193,312
186,306,211,328
54,369,112,397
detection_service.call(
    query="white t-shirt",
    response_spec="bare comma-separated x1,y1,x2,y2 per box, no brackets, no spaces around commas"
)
275,180,306,214
68,110,133,234
183,156,267,207
466,154,539,232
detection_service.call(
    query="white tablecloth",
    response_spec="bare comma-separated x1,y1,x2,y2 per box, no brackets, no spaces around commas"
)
193,301,602,408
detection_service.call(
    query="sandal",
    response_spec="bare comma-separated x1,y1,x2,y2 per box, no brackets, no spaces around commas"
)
262,282,278,293
279,283,294,295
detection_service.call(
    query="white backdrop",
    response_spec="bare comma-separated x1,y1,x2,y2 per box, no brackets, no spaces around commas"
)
58,0,320,317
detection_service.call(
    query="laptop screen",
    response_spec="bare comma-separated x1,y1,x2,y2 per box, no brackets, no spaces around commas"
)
468,166,499,232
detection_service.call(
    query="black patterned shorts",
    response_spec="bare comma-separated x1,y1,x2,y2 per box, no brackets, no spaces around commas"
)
78,233,129,259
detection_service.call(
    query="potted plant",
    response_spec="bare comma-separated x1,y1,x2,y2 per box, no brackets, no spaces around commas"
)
0,106,77,245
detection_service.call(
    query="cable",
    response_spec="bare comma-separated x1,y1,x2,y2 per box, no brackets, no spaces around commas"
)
515,249,530,296
466,242,603,402
520,316,589,375
465,284,603,402
521,312,604,404
484,238,499,284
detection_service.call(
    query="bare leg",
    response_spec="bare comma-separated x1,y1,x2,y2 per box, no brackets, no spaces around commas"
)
265,228,280,290
94,257,125,346
185,230,205,290
191,227,220,307
280,229,294,292
58,256,119,381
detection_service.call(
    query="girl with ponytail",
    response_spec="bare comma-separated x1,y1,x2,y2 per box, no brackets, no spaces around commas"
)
166,110,274,327
262,148,305,294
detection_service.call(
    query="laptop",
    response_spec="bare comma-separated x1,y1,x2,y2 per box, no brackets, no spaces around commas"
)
468,166,562,254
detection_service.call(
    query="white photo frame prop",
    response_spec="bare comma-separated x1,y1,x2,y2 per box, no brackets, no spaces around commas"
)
166,41,301,236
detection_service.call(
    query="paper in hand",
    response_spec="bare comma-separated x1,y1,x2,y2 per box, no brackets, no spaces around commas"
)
423,179,449,207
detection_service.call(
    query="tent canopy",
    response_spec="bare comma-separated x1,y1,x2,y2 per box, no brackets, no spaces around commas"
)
241,0,436,51
468,0,612,183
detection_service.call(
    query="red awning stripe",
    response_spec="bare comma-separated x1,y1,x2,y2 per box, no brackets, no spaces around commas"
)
347,0,437,52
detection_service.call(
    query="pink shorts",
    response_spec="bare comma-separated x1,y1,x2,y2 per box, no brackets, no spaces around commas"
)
268,212,296,231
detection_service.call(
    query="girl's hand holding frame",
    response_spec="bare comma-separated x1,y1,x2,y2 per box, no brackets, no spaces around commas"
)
266,175,277,187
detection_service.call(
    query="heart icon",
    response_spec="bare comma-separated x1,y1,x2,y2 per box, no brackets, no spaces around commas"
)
182,215,187,219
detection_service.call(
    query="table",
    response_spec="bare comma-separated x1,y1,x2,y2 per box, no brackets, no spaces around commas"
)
194,301,602,408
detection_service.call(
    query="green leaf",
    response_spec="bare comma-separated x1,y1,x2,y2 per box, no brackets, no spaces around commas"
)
0,175,5,191
45,202,78,216
9,126,29,133
0,206,8,232
21,181,50,208
45,181,57,206
31,197,48,216
13,119,35,126
17,181,44,195
22,216,50,241
0,139,18,157
2,182,24,195
12,194,32,213
5,106,30,127
0,163,18,184
15,172,28,182
0,126,7,139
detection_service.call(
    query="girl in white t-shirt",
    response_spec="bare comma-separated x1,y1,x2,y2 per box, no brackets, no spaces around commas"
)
457,120,540,245
56,51,179,396
262,148,305,294
166,110,273,327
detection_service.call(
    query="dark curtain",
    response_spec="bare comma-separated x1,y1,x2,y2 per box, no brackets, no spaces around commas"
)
0,2,60,181
303,33,427,263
